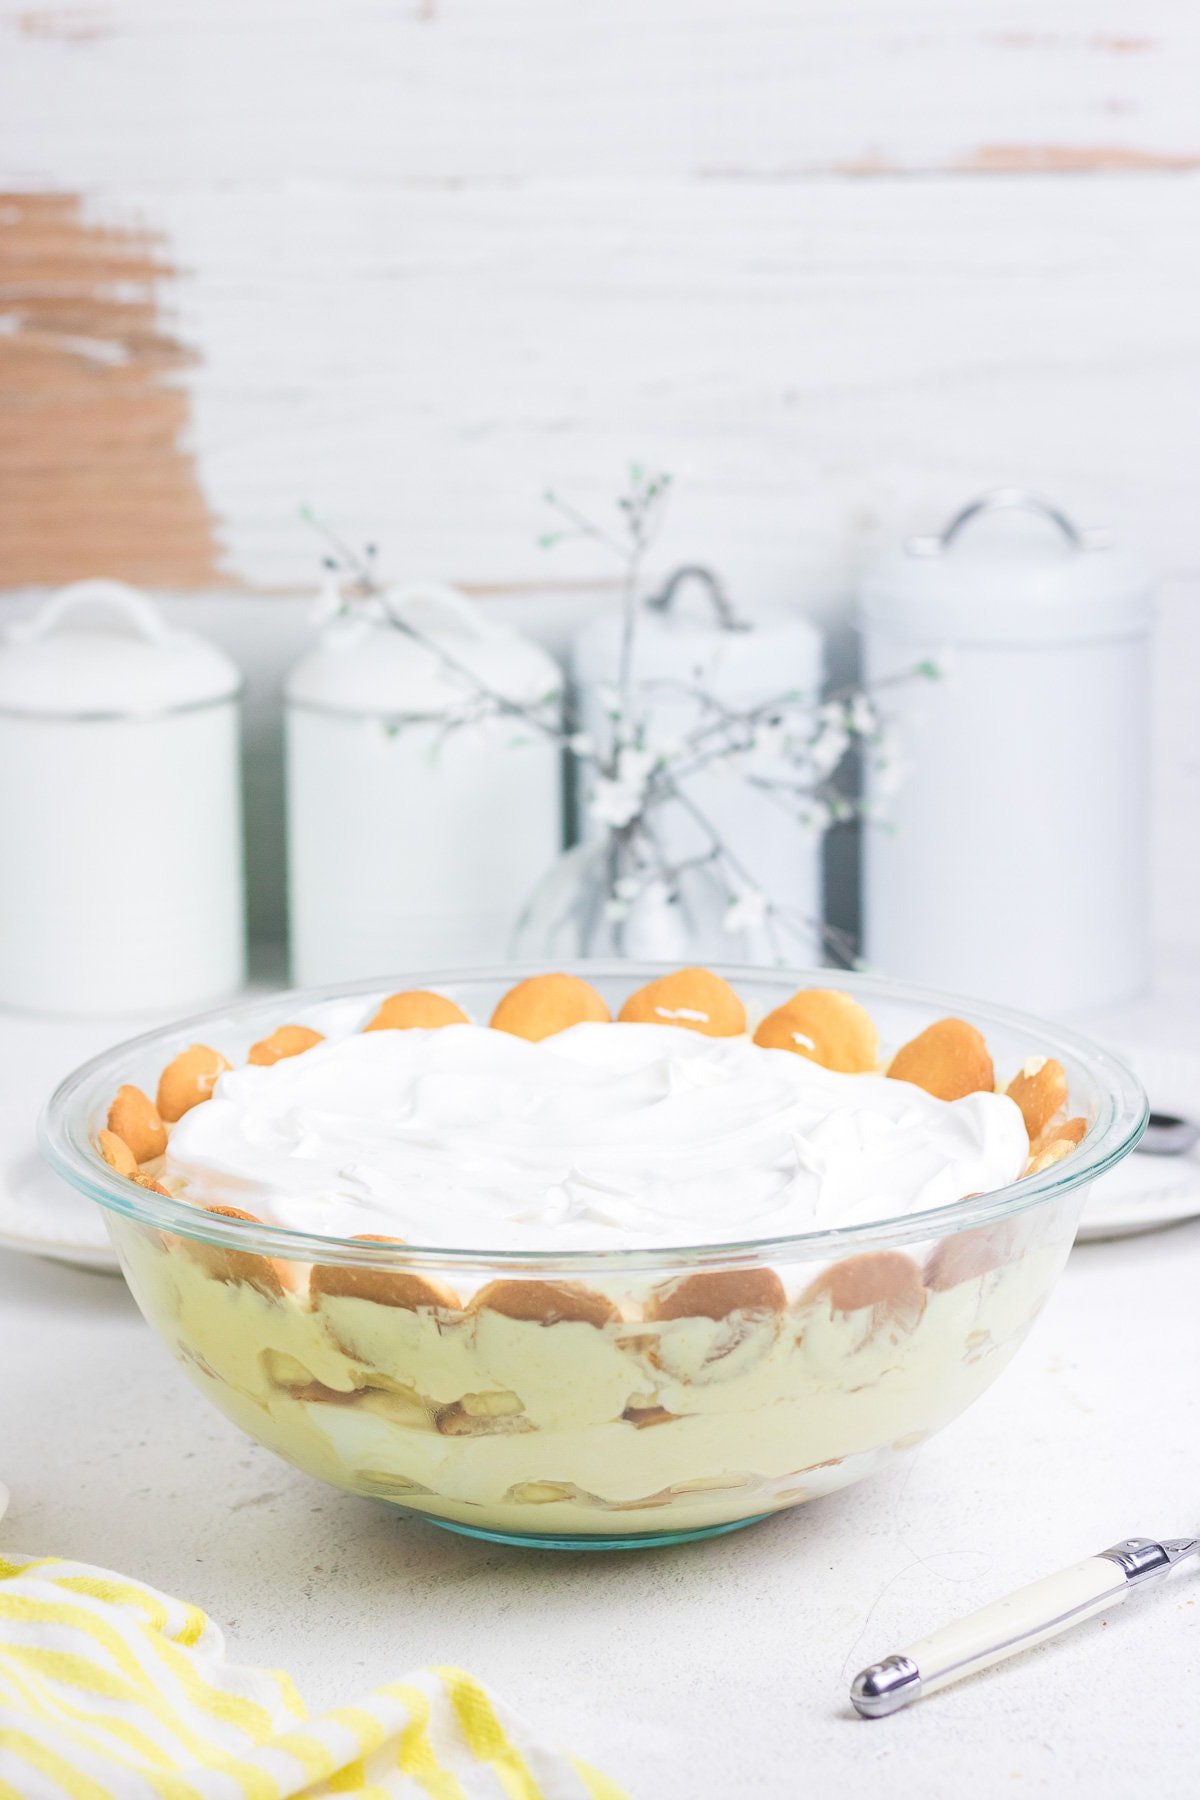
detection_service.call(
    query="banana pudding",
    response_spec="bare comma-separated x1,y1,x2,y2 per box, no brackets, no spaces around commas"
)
74,966,1113,1544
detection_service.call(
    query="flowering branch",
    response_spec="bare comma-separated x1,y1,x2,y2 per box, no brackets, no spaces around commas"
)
302,476,943,967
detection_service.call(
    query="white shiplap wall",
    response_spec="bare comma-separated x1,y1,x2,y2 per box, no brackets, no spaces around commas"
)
2,0,1198,951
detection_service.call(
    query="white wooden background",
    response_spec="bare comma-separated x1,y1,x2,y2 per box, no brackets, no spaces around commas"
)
2,0,1198,953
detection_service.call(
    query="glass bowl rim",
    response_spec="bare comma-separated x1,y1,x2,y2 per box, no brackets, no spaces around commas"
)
39,959,1148,1275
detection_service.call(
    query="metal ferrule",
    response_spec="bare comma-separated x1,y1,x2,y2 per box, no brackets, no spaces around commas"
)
850,1654,922,1719
1099,1536,1200,1586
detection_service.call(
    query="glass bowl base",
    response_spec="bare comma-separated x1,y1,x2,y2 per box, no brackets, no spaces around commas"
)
424,1513,773,1551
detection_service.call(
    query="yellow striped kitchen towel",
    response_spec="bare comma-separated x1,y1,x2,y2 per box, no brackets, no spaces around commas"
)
0,1554,627,1800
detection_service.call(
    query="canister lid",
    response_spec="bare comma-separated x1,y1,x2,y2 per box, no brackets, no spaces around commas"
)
286,582,562,716
859,490,1155,645
572,566,822,693
0,581,241,718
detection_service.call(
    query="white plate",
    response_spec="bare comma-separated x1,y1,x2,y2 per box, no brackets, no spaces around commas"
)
1077,1041,1200,1241
0,978,288,1278
0,1146,120,1274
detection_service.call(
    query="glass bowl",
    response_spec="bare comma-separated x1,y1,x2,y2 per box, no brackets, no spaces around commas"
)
40,963,1146,1550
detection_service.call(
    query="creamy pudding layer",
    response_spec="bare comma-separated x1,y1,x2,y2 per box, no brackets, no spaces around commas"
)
162,1023,1029,1249
119,1217,1074,1536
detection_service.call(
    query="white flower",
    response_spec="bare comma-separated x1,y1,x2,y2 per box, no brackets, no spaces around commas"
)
623,746,657,784
590,780,639,828
797,798,833,835
809,719,850,777
604,896,630,922
567,731,596,757
613,874,643,901
589,747,656,829
722,887,768,934
846,693,876,737
597,682,623,718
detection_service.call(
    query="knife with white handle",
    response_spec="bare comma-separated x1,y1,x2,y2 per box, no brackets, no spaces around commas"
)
851,1535,1199,1718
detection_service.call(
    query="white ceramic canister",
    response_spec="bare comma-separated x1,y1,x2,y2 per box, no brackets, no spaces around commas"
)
286,583,563,985
571,569,823,962
860,491,1155,1016
0,581,245,1014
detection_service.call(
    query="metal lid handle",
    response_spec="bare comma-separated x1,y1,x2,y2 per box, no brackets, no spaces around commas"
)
645,563,748,632
907,489,1109,559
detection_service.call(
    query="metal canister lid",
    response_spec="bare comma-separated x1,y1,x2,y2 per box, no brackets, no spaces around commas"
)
859,490,1155,645
285,581,561,720
0,581,241,720
572,565,822,695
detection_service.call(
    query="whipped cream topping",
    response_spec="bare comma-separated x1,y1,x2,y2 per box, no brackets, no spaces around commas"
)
162,1022,1029,1251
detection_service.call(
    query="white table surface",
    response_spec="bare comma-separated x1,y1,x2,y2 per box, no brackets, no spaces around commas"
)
2,966,1199,1799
